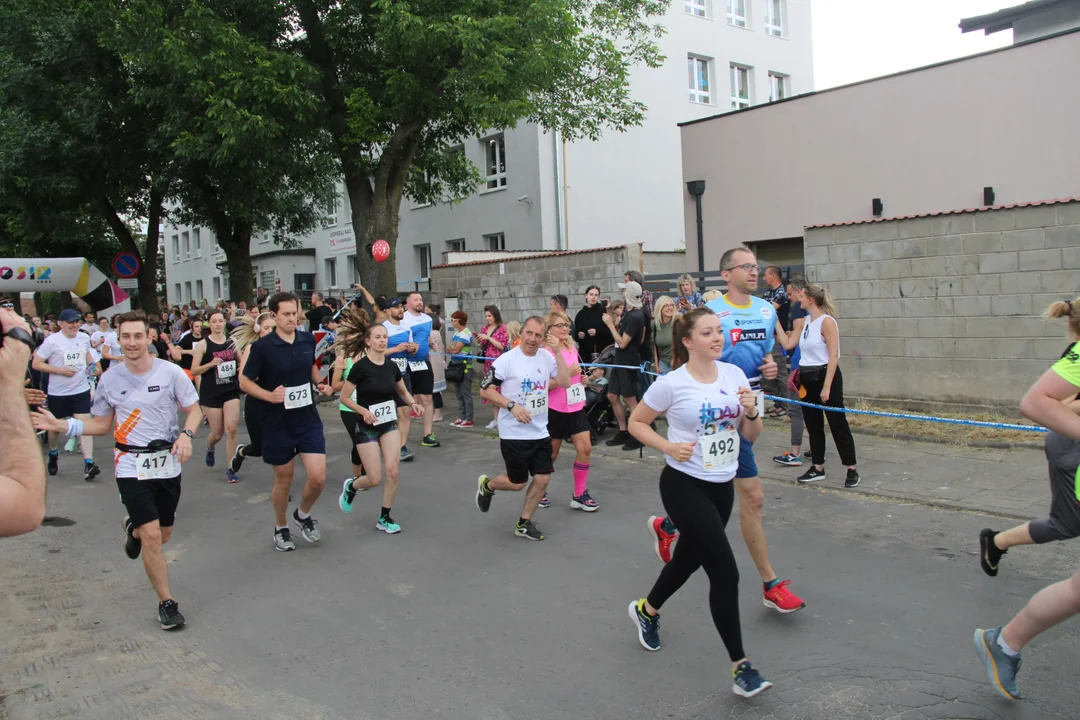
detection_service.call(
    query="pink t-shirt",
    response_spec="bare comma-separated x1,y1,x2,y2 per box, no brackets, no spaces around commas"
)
546,346,584,413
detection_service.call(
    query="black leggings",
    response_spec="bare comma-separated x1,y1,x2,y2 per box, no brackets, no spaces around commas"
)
243,396,264,458
800,366,857,467
646,466,744,663
340,411,364,467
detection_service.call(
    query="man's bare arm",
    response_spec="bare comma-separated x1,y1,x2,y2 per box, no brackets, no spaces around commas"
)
0,311,46,537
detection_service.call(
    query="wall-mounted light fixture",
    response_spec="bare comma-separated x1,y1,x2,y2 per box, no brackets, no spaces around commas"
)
983,186,995,206
872,198,883,217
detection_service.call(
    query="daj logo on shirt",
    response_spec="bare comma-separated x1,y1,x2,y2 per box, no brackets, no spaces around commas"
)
698,401,738,436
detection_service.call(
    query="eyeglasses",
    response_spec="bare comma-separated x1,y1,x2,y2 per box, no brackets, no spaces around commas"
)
723,263,761,274
550,322,570,329
0,303,13,309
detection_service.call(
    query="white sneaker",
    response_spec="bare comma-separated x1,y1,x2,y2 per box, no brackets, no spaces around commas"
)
486,420,498,429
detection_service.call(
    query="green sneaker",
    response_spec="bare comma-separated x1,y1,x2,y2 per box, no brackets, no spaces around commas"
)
376,515,401,534
339,477,357,513
422,433,440,448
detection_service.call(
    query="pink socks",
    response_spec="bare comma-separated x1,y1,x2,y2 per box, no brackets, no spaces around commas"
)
572,462,590,497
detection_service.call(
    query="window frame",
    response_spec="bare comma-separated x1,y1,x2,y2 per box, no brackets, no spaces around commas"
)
484,232,506,251
483,135,507,191
417,244,432,279
213,277,221,301
688,55,713,105
764,0,783,37
182,231,190,261
323,194,339,227
446,239,466,253
195,280,203,303
685,0,708,18
730,63,752,110
184,281,192,303
726,0,747,28
768,72,789,102
193,228,201,257
325,257,338,288
172,235,180,264
174,283,182,303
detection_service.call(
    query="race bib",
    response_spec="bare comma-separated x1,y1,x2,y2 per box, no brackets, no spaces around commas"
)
525,389,547,414
369,399,396,425
408,360,428,372
392,357,408,373
216,360,237,380
700,428,739,471
64,349,85,368
135,450,176,481
566,383,586,405
284,384,313,409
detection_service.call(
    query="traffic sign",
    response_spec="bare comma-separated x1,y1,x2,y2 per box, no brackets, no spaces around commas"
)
117,278,138,289
112,252,141,279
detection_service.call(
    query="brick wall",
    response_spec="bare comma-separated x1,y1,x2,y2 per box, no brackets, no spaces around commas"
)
804,202,1080,408
431,244,643,326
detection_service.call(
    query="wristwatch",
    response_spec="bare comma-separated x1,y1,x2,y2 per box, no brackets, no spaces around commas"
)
507,401,516,410
181,429,195,439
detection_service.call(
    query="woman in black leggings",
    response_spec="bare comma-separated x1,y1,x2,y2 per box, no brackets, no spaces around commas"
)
626,307,772,699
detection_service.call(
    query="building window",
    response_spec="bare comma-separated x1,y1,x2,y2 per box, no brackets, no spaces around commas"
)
768,72,789,102
174,283,181,303
446,239,466,253
193,228,201,256
346,254,358,284
484,232,506,251
685,0,707,17
417,244,432,279
184,281,192,302
195,280,203,302
688,56,712,104
182,231,190,260
323,194,339,227
484,135,507,190
726,0,747,27
764,0,783,36
730,64,751,109
213,277,221,300
172,235,180,263
325,257,337,288
258,232,271,244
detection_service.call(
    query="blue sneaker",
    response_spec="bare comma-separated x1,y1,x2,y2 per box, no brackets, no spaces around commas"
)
339,477,357,513
628,598,660,651
376,516,401,534
226,469,238,483
538,493,550,509
205,447,215,467
974,627,1022,700
732,661,773,698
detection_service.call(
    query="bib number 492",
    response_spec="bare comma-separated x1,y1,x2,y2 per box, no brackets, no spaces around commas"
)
701,430,738,471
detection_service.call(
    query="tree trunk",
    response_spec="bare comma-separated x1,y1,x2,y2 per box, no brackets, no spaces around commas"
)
140,187,164,315
217,222,254,305
33,292,44,318
356,192,400,297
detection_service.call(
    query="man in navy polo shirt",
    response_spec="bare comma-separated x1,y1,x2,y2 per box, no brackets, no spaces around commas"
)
240,292,333,552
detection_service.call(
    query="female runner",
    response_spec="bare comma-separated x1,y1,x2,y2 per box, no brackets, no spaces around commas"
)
191,310,241,481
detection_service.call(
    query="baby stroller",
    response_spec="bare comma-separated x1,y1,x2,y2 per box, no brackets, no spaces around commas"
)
584,344,618,443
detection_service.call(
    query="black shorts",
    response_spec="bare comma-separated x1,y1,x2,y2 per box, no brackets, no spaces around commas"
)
547,408,591,440
346,412,399,445
410,365,435,395
116,475,182,529
262,421,326,466
500,438,554,484
200,390,240,409
607,367,639,399
47,390,91,418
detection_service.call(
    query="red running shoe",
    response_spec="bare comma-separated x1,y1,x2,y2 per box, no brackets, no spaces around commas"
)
763,579,805,614
647,515,677,563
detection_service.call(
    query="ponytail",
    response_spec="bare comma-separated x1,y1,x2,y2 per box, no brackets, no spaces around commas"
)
229,313,271,354
1044,296,1080,340
670,306,715,371
331,307,372,360
803,284,836,317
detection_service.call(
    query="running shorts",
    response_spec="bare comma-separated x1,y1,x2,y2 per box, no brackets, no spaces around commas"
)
199,390,240,409
411,367,435,395
547,408,591,441
47,390,91,418
262,421,326,466
500,438,554,484
117,475,182,529
735,435,758,479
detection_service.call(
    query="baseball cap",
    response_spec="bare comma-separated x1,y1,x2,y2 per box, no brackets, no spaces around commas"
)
377,297,402,311
59,309,81,323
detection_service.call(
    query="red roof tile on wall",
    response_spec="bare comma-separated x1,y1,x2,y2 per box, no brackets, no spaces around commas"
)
805,197,1080,229
432,245,633,269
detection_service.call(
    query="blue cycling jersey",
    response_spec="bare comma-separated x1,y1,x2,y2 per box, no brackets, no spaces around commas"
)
704,294,777,384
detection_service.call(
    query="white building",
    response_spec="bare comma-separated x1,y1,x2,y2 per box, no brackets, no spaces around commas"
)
163,0,813,303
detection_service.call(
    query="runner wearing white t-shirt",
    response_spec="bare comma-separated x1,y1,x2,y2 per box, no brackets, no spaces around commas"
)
625,307,773,699
475,317,571,541
33,310,202,631
32,308,100,481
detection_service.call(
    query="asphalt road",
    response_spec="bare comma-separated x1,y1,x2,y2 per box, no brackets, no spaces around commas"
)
2,412,1078,720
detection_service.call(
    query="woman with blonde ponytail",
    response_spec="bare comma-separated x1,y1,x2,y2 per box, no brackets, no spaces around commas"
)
227,312,275,475
330,308,376,487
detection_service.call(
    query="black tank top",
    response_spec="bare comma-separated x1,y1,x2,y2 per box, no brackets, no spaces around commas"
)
201,335,239,396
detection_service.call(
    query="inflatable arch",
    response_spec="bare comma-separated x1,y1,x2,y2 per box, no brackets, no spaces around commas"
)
0,258,131,316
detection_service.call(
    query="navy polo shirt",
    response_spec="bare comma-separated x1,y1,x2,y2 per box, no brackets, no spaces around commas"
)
242,329,322,427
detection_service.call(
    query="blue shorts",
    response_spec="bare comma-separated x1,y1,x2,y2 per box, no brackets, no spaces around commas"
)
262,421,326,466
735,435,758,479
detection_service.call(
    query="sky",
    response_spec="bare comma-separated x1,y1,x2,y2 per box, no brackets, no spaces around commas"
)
811,0,1016,89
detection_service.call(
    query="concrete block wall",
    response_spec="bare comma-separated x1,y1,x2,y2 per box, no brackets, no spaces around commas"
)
804,202,1080,408
431,244,643,327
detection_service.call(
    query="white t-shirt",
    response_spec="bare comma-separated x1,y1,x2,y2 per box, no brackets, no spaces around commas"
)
79,323,97,335
97,331,121,359
90,330,108,348
35,332,93,396
92,359,200,479
641,363,751,483
490,346,559,441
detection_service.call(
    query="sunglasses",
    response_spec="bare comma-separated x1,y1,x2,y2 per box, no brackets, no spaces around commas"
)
0,302,13,309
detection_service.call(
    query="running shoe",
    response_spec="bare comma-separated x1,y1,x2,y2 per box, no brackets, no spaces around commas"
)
627,598,661,651
421,433,440,448
458,420,474,428
158,599,186,631
400,446,414,462
432,415,444,423
538,493,550,509
84,462,100,482
514,519,545,541
274,527,296,552
47,451,58,476
647,515,677,563
570,491,599,512
340,477,357,513
485,420,498,429
979,529,1006,577
605,430,630,447
292,509,321,543
205,447,215,467
732,661,773,698
622,437,644,451
230,444,246,473
122,515,141,560
973,627,1022,700
450,419,463,427
802,450,812,459
844,469,861,488
226,469,239,484
476,475,493,512
772,452,802,467
376,516,402,534
763,580,806,614
796,467,825,484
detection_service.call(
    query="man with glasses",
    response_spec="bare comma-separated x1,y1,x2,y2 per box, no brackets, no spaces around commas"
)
0,298,15,311
646,248,807,615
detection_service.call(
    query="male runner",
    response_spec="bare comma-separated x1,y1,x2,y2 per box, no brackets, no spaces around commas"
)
32,308,101,480
33,310,202,630
401,292,440,448
239,292,333,552
475,317,571,540
382,298,417,461
647,248,806,614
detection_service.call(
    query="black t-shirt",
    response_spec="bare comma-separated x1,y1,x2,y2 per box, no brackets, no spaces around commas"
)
178,332,200,371
615,308,646,364
242,330,321,426
345,356,403,424
307,305,333,331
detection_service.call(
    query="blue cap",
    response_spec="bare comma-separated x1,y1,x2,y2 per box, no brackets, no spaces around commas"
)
59,309,81,323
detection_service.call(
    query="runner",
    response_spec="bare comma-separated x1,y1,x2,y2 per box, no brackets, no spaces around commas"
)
239,292,333,552
32,308,101,481
79,311,97,336
190,310,241,482
974,297,1080,700
228,312,275,475
382,298,416,462
537,310,598,512
475,316,572,541
646,248,806,615
171,316,204,389
31,309,201,630
330,328,369,488
335,311,424,534
401,292,440,449
626,307,772,698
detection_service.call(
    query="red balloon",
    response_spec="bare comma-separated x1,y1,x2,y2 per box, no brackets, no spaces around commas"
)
372,239,390,263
